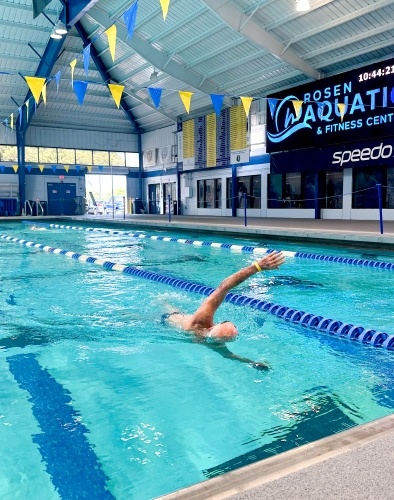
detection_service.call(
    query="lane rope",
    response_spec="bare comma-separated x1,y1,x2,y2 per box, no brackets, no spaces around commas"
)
22,221,394,271
2,233,393,351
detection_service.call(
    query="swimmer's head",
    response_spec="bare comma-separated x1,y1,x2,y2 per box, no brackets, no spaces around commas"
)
207,321,238,339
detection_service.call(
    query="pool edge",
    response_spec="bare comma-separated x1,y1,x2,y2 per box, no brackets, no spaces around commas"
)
157,413,394,500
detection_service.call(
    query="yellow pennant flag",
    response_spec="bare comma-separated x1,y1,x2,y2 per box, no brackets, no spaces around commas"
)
38,165,44,173
42,83,47,106
292,100,303,119
337,103,346,122
108,84,124,108
64,165,69,173
70,59,77,87
12,164,18,173
160,0,170,20
179,91,193,114
240,96,253,117
10,113,13,130
25,76,46,104
105,25,117,62
87,165,93,172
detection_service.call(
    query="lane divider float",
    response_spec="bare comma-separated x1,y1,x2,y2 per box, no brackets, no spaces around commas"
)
22,221,394,271
2,233,393,351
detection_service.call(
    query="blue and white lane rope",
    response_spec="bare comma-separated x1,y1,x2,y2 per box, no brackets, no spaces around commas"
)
23,221,394,271
2,233,393,351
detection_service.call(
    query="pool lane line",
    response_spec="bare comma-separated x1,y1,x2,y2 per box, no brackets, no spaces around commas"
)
22,221,394,271
7,353,115,499
2,233,393,351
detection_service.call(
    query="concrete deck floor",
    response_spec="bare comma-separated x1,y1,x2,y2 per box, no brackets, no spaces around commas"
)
3,214,394,498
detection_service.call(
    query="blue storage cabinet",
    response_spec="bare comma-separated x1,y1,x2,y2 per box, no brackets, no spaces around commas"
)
0,198,18,216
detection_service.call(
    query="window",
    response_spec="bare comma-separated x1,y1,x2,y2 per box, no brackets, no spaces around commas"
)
197,179,221,208
387,168,394,209
75,149,93,165
323,171,343,208
125,152,139,167
0,145,17,162
39,147,57,163
25,147,38,162
110,152,126,167
93,151,109,166
352,167,383,209
226,175,261,208
268,174,283,208
58,149,76,164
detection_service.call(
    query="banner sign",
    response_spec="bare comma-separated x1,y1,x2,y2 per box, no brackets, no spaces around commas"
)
266,58,394,153
143,149,157,168
270,137,394,174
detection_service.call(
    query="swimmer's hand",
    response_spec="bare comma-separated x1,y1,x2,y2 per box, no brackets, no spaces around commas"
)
256,251,285,271
251,361,270,371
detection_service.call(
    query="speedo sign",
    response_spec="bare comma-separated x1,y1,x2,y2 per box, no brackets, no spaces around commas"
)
332,143,393,166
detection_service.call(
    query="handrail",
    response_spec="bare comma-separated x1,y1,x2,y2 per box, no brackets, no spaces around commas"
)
36,200,44,216
24,200,33,216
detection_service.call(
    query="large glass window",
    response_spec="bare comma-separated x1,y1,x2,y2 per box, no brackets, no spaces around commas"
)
267,174,283,208
25,147,38,162
39,147,57,163
197,179,221,208
110,152,126,166
323,171,343,208
93,151,109,166
226,175,261,208
58,149,75,164
352,167,384,209
0,146,17,162
75,149,93,165
125,152,139,167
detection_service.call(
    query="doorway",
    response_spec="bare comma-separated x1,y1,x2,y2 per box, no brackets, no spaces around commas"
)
47,182,77,215
163,182,177,214
148,184,160,214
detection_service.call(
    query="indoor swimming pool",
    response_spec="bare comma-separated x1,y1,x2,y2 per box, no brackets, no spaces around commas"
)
1,220,394,499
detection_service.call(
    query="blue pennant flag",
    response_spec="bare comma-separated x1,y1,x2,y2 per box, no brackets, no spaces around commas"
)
316,102,325,119
73,81,88,106
98,165,103,172
268,98,279,119
148,87,162,109
83,45,91,75
51,165,57,173
124,1,138,39
0,165,4,173
210,94,224,116
26,165,32,173
55,71,61,94
75,165,81,172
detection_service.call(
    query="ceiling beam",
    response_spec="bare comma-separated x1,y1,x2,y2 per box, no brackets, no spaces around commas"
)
201,0,321,80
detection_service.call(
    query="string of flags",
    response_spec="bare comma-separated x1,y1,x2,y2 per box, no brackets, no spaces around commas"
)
1,0,349,133
0,164,108,173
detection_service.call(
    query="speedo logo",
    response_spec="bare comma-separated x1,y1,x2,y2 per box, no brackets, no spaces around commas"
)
332,143,393,166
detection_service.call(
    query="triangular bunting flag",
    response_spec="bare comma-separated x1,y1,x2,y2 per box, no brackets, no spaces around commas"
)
105,25,117,62
42,83,47,105
64,165,69,173
10,113,13,130
292,100,303,119
87,165,93,172
25,76,46,104
108,84,124,108
268,98,278,119
148,87,162,108
83,45,91,75
240,96,253,117
55,71,61,93
26,165,32,173
124,1,138,39
316,102,325,119
38,165,44,173
75,165,81,172
73,81,88,106
0,165,4,173
160,0,170,20
98,165,103,172
337,103,346,122
179,91,193,114
51,165,57,173
70,59,77,87
210,94,224,116
12,164,18,173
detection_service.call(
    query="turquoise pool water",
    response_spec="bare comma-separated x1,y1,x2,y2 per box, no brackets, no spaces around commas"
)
0,221,394,499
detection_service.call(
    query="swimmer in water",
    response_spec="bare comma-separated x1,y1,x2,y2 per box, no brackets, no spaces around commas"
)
163,251,285,369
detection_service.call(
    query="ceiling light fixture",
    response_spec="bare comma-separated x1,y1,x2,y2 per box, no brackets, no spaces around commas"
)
150,69,159,81
50,25,62,39
296,0,311,12
55,20,68,35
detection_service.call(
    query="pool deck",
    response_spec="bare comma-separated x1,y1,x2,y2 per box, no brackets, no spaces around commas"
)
3,214,394,498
